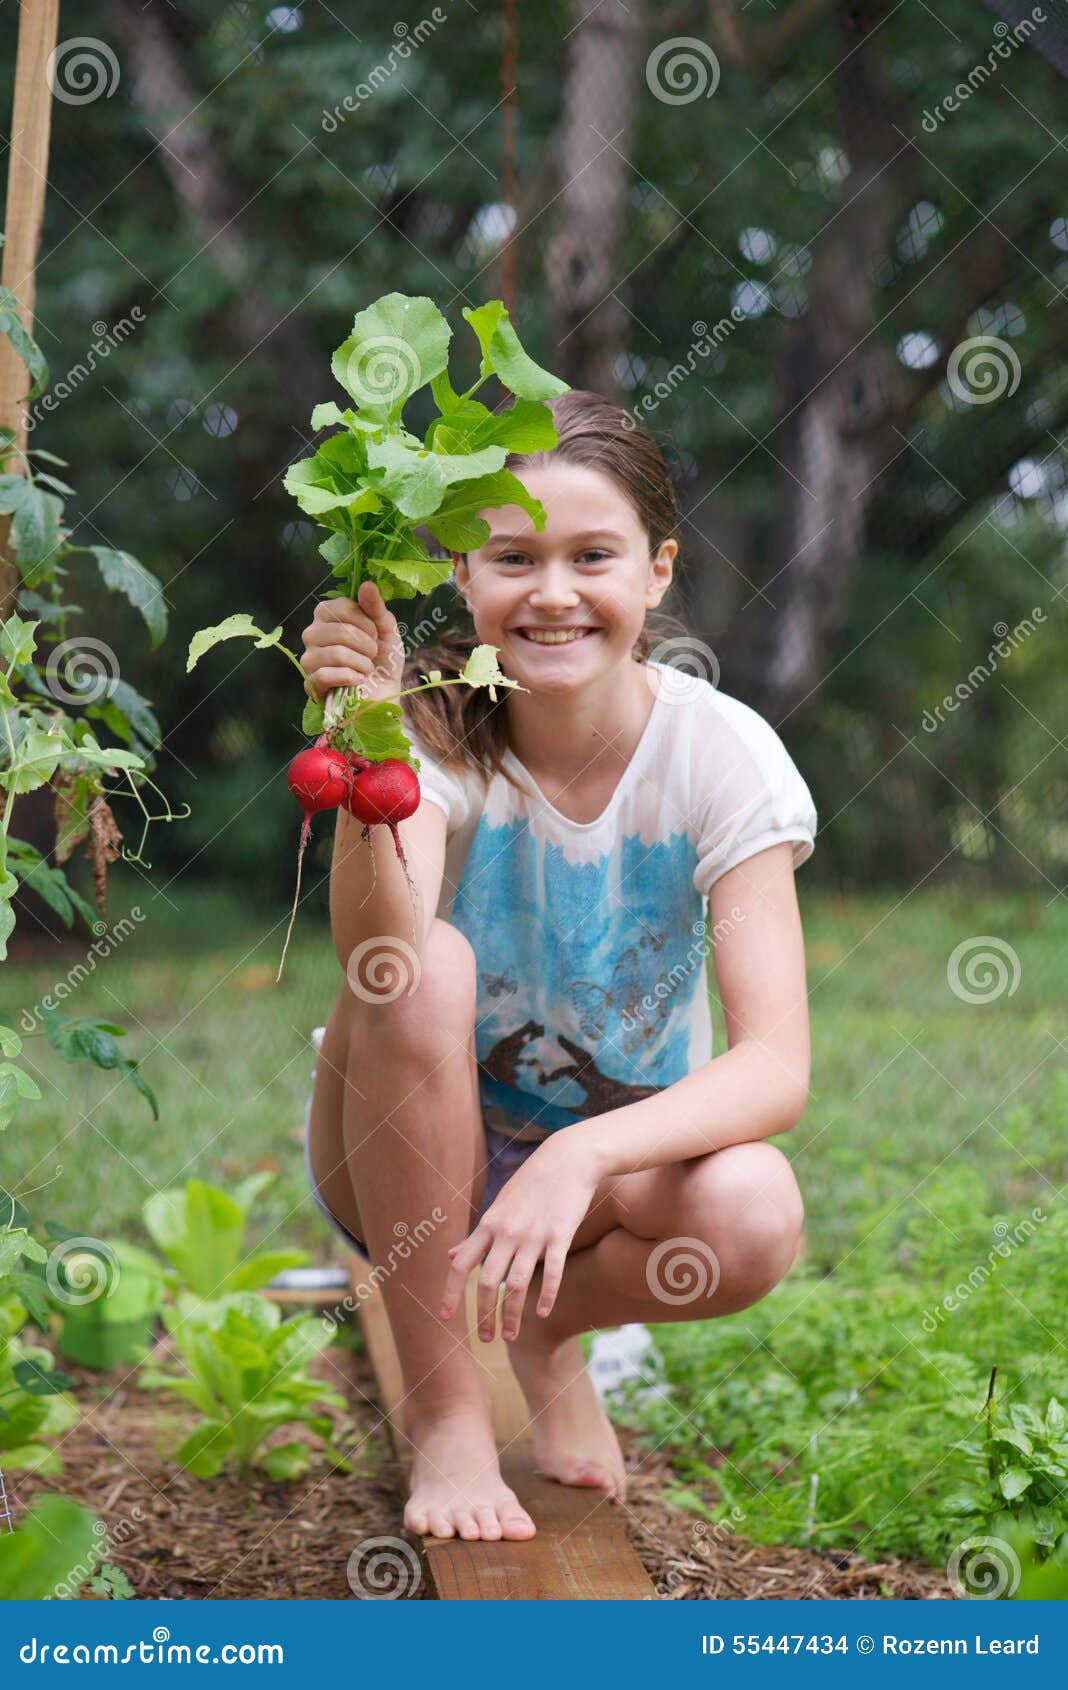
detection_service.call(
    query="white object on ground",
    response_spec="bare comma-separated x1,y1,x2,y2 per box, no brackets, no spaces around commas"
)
269,1265,349,1291
302,1026,326,1139
587,1324,672,1407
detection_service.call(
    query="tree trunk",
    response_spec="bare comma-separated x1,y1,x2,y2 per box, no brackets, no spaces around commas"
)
545,0,645,399
730,0,918,725
104,0,324,429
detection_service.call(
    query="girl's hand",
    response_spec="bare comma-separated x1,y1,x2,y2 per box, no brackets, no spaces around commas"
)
437,1138,600,1343
299,582,406,707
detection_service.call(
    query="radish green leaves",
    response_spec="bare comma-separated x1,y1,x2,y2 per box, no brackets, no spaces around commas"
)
283,290,568,604
188,291,567,741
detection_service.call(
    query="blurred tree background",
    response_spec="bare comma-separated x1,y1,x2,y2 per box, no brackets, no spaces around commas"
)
2,0,1066,913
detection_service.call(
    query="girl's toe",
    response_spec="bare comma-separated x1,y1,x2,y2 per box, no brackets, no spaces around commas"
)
501,1507,537,1540
475,1506,503,1540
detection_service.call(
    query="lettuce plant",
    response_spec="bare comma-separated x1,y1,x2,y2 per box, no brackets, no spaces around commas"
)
138,1289,352,1481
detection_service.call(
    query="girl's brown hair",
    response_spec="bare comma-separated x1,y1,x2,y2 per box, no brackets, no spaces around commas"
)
401,388,688,789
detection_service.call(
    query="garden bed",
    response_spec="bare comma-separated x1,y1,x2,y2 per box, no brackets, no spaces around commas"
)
14,1322,952,1601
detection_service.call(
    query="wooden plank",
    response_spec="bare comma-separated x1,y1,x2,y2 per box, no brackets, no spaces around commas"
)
0,0,60,617
262,1285,346,1309
350,1256,655,1601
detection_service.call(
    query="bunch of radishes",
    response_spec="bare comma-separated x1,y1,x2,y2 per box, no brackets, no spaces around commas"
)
287,740,420,854
187,288,566,980
277,739,421,980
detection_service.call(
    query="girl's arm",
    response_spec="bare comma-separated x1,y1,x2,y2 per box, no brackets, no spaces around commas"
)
439,841,811,1331
568,840,811,1182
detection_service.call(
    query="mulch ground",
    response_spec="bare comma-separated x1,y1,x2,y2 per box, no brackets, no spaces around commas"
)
13,1316,953,1601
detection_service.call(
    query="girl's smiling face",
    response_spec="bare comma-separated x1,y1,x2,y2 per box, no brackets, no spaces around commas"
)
452,462,677,691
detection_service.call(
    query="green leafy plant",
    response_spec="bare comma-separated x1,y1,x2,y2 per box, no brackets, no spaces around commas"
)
87,1561,135,1599
627,1165,1068,1569
1012,1535,1068,1598
138,1289,352,1480
142,1172,307,1304
0,226,183,1572
0,272,180,1117
0,459,184,953
947,1369,1068,1558
186,291,567,974
0,1493,102,1599
0,1285,79,1475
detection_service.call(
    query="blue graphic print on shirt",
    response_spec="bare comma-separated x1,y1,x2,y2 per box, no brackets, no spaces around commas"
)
448,810,706,1133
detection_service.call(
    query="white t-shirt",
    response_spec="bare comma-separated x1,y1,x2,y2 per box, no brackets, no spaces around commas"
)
402,659,817,1141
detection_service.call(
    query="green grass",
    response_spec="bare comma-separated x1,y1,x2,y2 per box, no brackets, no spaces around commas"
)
3,869,341,1261
3,875,1065,1568
652,887,1068,1567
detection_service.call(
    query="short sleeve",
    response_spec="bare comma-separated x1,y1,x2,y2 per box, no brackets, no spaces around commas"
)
401,709,472,833
692,704,817,897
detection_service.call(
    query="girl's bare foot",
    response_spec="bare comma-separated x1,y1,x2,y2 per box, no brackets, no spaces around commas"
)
400,1399,537,1541
508,1324,627,1502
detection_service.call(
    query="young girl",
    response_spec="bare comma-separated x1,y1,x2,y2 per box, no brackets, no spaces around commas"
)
301,390,816,1545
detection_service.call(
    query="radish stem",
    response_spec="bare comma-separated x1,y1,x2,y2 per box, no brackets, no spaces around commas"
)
276,815,311,982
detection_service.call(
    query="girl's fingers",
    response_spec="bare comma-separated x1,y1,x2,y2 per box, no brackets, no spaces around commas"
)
475,1240,516,1342
537,1240,568,1319
302,642,375,681
309,634,376,663
313,600,378,643
357,583,405,656
500,1250,540,1341
305,648,372,675
358,579,396,626
438,1227,490,1320
301,666,368,693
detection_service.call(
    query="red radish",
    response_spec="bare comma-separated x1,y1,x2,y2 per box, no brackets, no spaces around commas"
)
343,758,422,936
288,745,352,818
277,746,352,981
344,757,419,840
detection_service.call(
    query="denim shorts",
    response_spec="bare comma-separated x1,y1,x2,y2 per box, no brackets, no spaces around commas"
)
303,1112,541,1264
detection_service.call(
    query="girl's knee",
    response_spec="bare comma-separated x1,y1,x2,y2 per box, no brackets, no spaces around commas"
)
342,917,477,1046
683,1142,804,1296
